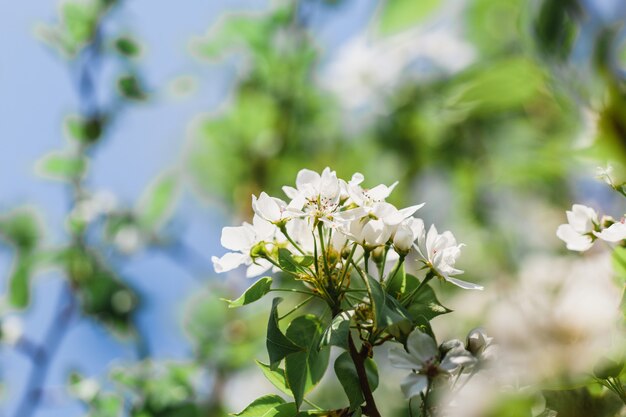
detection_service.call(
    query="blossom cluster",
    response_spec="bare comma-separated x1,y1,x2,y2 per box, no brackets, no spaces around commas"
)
212,167,482,290
556,204,626,251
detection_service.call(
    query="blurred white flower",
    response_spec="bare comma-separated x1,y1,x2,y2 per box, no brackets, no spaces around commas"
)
1,315,23,346
389,330,474,399
556,204,598,251
114,226,142,254
73,378,100,402
596,164,614,185
488,254,623,383
321,25,476,113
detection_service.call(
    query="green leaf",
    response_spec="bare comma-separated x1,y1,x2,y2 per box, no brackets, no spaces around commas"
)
612,247,626,282
385,262,406,298
62,2,98,45
256,361,291,396
9,255,33,308
285,315,330,409
278,248,300,273
260,403,298,417
0,208,42,251
405,275,452,321
114,36,141,57
233,395,286,417
320,310,353,350
223,277,272,308
117,74,147,100
137,172,179,231
593,356,624,380
334,352,379,411
64,114,104,144
267,298,302,369
36,151,87,181
369,275,410,331
378,0,441,35
285,351,308,410
447,58,544,114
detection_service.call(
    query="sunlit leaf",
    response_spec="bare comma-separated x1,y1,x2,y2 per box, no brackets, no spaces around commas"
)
36,151,87,181
233,395,286,417
223,277,273,308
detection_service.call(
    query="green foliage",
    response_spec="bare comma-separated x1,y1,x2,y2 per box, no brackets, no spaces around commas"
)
36,151,88,181
234,395,286,417
114,36,141,57
224,277,273,308
111,362,200,416
257,361,292,396
447,58,545,115
284,315,330,409
320,310,353,350
266,298,302,369
117,74,147,100
0,208,43,308
378,0,441,35
542,388,624,417
137,172,180,231
334,352,379,411
65,114,105,144
403,276,452,321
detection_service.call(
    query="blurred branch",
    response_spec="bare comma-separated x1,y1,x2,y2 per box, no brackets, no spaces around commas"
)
12,283,75,417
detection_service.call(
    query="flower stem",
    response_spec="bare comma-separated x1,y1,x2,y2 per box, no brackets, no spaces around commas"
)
280,225,305,255
384,255,405,290
317,222,332,279
401,271,435,306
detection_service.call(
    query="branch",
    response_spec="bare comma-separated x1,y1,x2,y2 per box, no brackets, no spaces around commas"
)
12,283,75,417
347,333,381,417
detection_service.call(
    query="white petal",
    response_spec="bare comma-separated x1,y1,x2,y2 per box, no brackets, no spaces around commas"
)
556,224,594,251
296,169,321,190
252,192,282,222
282,186,299,199
595,222,626,243
212,252,247,273
400,373,428,399
406,330,438,363
389,346,422,370
246,259,273,278
398,203,425,219
444,276,483,290
350,172,365,185
221,225,255,251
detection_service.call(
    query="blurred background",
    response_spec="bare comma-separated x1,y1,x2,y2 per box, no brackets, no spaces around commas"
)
2,0,626,415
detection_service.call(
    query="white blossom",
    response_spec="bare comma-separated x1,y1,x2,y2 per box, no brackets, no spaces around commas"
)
389,330,474,399
416,225,482,290
1,315,23,346
556,204,598,251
